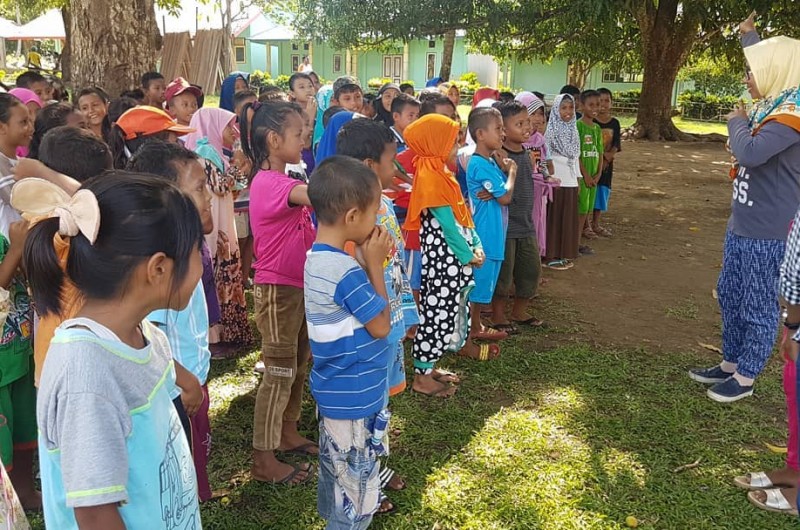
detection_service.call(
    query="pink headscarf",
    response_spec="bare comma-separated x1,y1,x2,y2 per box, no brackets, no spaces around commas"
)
183,107,236,168
9,88,43,110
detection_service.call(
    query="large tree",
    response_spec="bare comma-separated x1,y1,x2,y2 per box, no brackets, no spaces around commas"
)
471,0,800,140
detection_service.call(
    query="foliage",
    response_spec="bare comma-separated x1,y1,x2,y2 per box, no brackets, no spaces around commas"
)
248,69,272,87
678,51,743,97
259,73,291,92
611,89,641,105
678,90,739,121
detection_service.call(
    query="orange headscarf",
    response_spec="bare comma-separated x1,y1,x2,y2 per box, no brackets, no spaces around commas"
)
403,114,474,231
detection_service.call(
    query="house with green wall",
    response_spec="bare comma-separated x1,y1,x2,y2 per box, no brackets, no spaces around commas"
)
233,13,689,104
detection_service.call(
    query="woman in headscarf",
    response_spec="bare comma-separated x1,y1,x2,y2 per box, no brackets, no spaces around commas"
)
472,87,501,108
696,15,800,517
543,94,581,270
374,82,400,126
690,23,800,402
220,72,250,112
184,107,253,353
314,111,355,165
312,84,334,148
404,114,489,398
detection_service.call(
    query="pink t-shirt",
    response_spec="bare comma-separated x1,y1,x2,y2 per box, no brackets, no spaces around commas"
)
250,169,315,287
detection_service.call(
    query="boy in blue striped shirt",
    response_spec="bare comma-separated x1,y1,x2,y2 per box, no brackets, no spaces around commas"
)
305,155,393,529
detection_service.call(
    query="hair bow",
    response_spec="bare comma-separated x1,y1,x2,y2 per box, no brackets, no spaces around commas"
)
11,178,101,244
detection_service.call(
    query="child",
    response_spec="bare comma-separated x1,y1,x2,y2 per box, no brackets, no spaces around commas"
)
543,94,581,270
337,118,418,507
306,155,393,528
560,84,583,117
14,71,49,102
593,87,621,236
490,101,543,331
404,114,484,397
466,106,516,345
165,77,202,126
375,83,400,125
107,106,194,169
400,83,415,96
29,173,203,528
184,108,253,351
289,72,317,118
220,72,250,112
28,102,86,160
76,87,110,140
361,95,377,119
331,76,364,113
241,100,316,485
576,89,604,247
128,140,216,502
390,94,420,153
0,213,37,511
141,71,166,108
0,94,32,238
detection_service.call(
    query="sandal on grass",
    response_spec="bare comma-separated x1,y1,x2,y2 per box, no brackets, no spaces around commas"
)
472,327,508,341
734,471,776,490
458,343,500,361
274,463,315,486
512,317,545,328
491,322,519,335
747,488,799,515
545,259,573,271
376,497,397,516
380,467,407,491
278,442,319,457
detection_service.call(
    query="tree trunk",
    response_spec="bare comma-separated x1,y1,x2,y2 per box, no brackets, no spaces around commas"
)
567,59,592,89
439,29,456,81
630,0,697,141
68,0,161,96
220,0,234,74
60,8,72,84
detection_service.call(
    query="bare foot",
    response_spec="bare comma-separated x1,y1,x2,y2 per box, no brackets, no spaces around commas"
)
765,468,800,488
251,450,313,484
386,473,406,491
279,422,319,455
376,498,395,515
432,368,461,384
412,374,457,398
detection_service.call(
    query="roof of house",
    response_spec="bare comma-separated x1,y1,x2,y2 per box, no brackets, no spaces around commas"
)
233,12,295,40
0,9,65,40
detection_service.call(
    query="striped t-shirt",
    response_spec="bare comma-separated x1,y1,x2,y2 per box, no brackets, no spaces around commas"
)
305,243,389,420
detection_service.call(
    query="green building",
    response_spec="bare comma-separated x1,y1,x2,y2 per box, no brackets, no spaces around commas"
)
233,14,689,103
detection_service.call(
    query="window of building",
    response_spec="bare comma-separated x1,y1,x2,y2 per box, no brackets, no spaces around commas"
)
291,54,300,72
602,70,644,83
428,39,436,48
303,42,309,51
292,43,299,51
333,54,342,73
426,53,436,80
234,38,246,63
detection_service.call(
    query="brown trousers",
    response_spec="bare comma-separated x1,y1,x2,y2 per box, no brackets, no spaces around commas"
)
252,284,311,451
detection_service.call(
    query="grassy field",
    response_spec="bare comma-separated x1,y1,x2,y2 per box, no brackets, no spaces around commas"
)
190,323,795,529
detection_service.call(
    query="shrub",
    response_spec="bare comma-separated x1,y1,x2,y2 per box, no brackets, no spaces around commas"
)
678,90,738,120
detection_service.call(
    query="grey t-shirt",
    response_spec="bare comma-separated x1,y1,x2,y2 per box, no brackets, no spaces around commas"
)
727,118,800,240
505,147,536,238
38,317,200,527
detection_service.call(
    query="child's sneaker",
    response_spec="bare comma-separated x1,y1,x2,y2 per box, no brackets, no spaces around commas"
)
688,365,733,384
707,377,753,403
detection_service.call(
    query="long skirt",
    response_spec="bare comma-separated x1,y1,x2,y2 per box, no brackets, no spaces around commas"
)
544,186,579,261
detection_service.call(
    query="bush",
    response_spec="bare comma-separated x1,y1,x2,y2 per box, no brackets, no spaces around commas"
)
249,69,271,88
612,89,641,105
678,90,738,120
367,77,392,90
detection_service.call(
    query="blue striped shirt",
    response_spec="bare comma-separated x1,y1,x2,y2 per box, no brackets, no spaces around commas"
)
305,244,389,419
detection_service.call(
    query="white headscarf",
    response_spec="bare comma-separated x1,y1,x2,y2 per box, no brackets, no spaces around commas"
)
545,94,580,160
745,36,800,98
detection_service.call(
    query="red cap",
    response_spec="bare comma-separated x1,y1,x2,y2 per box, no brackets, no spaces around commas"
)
116,106,195,140
164,77,203,104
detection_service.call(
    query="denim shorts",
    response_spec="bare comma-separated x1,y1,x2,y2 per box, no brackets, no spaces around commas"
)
317,415,381,530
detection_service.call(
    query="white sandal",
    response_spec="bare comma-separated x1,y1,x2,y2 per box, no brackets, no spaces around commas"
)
746,488,799,515
733,471,774,490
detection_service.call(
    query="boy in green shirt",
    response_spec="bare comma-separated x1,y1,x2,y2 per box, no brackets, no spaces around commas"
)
576,90,604,251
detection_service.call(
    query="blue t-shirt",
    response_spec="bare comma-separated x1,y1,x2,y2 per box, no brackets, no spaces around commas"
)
305,244,390,420
466,154,509,260
149,281,211,397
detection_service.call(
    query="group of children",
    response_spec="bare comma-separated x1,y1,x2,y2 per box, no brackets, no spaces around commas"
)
0,68,623,528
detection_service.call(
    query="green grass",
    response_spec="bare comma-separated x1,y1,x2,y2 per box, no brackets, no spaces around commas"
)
190,300,795,530
617,115,728,136
665,298,700,321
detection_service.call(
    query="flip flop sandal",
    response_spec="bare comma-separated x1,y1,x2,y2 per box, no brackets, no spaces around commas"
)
747,488,799,515
458,343,500,361
512,317,545,328
491,323,519,335
275,463,315,486
545,259,573,271
375,496,397,516
473,327,508,341
279,442,319,457
734,471,776,490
